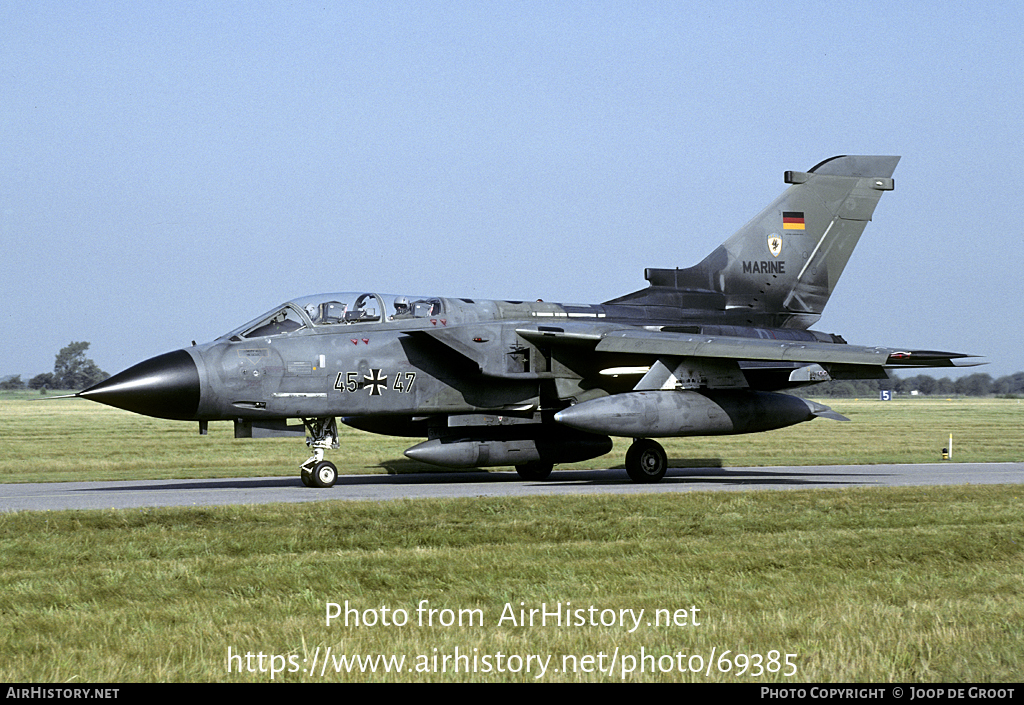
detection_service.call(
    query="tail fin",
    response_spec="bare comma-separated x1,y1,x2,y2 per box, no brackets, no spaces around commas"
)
609,155,900,329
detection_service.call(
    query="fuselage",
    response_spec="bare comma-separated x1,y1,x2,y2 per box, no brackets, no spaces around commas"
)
80,290,843,430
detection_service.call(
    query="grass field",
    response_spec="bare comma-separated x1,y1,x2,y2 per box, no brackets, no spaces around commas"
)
2,395,1023,484
0,395,1022,682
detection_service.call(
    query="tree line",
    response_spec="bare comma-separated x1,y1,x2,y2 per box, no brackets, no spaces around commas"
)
1,342,109,391
801,372,1023,398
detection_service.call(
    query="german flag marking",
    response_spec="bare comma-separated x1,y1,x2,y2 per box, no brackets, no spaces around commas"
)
782,211,805,230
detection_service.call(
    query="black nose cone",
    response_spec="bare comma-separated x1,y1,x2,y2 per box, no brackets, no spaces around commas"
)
78,349,201,420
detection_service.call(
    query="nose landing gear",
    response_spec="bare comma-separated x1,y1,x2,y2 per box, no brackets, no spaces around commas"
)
299,417,340,488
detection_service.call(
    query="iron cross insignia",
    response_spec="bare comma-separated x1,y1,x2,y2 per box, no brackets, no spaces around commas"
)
363,369,388,396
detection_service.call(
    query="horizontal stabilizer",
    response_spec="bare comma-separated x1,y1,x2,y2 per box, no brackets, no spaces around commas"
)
884,350,986,368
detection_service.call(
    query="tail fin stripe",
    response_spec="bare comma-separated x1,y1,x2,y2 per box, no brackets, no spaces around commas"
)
793,218,837,284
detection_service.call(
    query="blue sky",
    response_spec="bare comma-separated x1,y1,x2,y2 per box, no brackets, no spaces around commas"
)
2,1,1020,379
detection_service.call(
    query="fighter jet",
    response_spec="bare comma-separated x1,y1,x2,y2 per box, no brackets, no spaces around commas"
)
73,155,979,487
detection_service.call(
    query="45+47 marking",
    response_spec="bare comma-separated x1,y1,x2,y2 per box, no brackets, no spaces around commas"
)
335,370,417,396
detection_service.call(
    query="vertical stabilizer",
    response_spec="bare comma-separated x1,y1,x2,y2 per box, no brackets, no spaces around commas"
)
611,155,900,328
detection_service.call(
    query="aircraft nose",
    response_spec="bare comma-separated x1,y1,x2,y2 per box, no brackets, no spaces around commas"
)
77,349,201,421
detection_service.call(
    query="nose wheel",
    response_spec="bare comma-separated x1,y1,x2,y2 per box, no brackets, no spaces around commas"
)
300,417,340,488
302,460,339,488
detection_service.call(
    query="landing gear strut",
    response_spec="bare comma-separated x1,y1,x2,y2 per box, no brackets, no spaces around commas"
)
625,438,668,483
300,417,340,488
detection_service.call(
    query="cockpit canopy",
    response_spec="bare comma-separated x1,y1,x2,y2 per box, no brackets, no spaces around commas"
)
224,292,443,340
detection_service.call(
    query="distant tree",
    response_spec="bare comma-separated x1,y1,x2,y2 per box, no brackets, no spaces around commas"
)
809,372,1018,398
934,377,956,396
915,375,937,396
993,372,1024,396
52,341,108,390
28,372,55,390
807,379,886,398
0,375,24,390
955,373,993,397
827,381,859,398
893,374,931,395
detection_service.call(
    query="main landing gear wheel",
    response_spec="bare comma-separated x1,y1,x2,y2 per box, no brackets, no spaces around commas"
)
310,460,338,488
515,462,553,480
625,439,668,483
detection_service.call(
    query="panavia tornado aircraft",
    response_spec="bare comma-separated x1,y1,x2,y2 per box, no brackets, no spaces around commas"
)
73,155,979,487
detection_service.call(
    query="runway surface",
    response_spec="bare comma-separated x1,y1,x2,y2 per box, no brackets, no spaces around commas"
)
2,462,1022,512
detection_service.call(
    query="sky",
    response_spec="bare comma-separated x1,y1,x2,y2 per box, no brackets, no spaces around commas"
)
2,1,1021,380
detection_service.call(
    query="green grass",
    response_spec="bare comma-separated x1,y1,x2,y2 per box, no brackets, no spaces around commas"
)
1,396,1023,484
0,487,1020,682
1,394,1021,682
